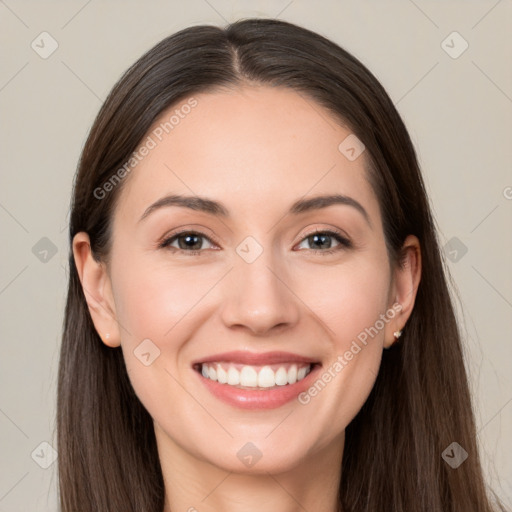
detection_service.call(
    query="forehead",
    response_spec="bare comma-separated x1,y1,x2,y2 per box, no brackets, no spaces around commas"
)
114,85,380,227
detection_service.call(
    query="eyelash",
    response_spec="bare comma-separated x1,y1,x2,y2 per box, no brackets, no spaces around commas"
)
158,228,352,256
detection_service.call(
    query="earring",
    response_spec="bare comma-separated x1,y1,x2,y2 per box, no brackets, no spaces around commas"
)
393,329,403,340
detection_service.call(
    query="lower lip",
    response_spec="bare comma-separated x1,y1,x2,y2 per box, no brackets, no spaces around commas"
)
195,364,321,410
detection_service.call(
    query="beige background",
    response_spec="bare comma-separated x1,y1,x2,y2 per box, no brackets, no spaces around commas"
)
0,0,511,510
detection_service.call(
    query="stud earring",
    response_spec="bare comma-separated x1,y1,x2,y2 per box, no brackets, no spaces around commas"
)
393,329,403,340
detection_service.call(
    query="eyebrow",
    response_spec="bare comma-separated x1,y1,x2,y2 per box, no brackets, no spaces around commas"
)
138,193,372,227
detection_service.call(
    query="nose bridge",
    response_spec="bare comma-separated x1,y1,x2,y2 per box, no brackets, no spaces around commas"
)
220,235,300,334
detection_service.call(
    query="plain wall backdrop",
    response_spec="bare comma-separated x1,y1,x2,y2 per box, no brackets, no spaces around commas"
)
0,0,511,510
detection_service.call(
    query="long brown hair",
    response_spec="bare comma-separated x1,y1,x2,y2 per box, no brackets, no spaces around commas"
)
57,17,507,512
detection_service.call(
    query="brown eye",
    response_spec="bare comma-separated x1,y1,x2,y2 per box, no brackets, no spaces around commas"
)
296,230,352,254
160,231,216,254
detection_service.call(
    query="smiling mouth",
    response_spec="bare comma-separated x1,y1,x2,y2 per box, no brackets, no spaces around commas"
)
193,362,320,389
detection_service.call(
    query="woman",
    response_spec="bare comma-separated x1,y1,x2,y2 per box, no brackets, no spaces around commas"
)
57,17,507,512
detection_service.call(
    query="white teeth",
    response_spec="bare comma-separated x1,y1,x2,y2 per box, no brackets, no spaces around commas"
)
227,366,240,385
258,366,275,388
240,366,258,387
287,364,298,384
199,362,313,388
275,367,288,386
217,365,228,384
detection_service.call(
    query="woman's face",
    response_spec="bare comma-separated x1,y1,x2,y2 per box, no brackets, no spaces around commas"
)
79,85,417,474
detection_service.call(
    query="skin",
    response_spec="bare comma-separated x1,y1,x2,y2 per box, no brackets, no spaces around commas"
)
73,85,421,512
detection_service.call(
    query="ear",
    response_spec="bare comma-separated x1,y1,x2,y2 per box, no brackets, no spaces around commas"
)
72,232,121,348
383,234,422,348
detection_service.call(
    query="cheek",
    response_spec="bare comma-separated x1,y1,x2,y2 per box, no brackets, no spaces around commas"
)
110,254,207,422
110,252,224,404
294,255,391,344
111,253,209,343
292,256,390,426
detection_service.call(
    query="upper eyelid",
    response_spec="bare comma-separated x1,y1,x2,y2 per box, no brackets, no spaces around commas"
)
161,228,220,247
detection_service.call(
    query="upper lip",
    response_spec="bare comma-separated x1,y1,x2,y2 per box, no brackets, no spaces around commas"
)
192,351,320,367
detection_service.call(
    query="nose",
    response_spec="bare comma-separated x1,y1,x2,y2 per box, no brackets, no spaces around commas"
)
219,247,301,336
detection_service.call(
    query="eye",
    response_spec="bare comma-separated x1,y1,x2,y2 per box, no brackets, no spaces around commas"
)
295,229,352,255
159,230,217,255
